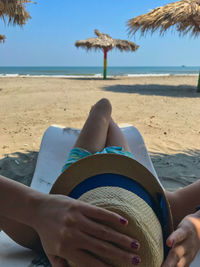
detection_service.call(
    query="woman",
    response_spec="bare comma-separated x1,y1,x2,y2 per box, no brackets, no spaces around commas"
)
0,98,200,267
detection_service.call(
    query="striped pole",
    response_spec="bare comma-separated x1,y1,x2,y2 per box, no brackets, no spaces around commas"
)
103,48,108,80
197,71,200,92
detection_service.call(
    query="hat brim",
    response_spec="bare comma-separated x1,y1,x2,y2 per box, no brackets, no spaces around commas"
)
50,153,173,235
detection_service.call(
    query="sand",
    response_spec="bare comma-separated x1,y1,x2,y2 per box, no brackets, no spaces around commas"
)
0,75,200,191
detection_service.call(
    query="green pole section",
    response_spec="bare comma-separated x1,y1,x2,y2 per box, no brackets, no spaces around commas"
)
103,48,108,80
197,71,200,93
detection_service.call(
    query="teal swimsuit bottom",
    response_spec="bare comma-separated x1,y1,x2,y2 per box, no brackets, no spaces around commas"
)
62,146,134,173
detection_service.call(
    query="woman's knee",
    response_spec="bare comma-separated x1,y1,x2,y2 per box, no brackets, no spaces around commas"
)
93,98,112,116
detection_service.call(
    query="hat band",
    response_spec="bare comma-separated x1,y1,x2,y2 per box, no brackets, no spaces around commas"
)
68,173,169,258
68,173,153,207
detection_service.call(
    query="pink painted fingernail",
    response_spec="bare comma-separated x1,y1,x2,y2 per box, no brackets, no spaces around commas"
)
120,218,128,225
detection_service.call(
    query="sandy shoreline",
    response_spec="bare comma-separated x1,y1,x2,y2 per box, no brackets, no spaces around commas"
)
0,76,200,191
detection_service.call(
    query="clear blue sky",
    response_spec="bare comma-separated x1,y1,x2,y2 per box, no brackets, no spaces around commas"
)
1,0,200,67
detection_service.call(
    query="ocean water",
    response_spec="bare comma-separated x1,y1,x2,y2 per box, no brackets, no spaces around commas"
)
0,66,199,78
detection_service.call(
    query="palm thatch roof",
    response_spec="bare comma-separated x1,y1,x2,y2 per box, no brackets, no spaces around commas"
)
75,29,139,51
0,34,6,43
128,0,200,37
0,0,32,26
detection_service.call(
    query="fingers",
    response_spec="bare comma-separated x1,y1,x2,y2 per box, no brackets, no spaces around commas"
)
71,250,111,267
163,217,200,267
80,201,128,227
79,215,140,251
162,252,194,267
162,244,185,267
177,257,188,267
47,255,69,267
54,257,69,267
162,243,196,267
177,255,194,267
79,231,141,266
167,228,187,248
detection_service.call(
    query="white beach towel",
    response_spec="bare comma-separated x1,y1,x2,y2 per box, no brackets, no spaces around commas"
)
0,125,199,266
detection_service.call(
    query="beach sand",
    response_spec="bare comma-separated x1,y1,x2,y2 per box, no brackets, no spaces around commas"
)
0,75,200,191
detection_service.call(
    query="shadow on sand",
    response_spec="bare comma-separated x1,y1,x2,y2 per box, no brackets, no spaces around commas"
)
0,149,200,192
0,151,38,186
151,149,200,191
102,84,199,98
62,77,119,81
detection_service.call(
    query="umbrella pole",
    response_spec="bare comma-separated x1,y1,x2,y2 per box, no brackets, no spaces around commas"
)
103,48,108,80
197,71,200,93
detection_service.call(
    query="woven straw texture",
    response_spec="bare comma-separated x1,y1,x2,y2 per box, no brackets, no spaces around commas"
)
75,29,139,52
128,0,200,37
70,187,163,267
0,0,33,39
0,34,5,42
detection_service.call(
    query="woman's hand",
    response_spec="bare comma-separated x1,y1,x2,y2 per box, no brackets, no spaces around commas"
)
162,212,200,267
32,194,141,267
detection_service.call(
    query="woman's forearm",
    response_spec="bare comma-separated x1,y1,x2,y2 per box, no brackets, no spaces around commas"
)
0,215,41,250
0,175,43,227
0,175,45,249
166,179,200,228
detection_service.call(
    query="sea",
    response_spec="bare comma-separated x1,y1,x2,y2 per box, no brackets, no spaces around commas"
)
0,66,199,78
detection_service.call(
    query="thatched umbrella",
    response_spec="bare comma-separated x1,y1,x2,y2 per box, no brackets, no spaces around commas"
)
0,0,32,40
75,29,139,79
0,0,32,25
0,34,6,43
128,0,200,92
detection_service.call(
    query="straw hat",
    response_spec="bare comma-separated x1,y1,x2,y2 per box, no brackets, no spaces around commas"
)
50,153,174,267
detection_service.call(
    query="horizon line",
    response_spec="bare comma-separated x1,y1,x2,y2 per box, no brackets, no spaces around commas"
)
0,65,200,68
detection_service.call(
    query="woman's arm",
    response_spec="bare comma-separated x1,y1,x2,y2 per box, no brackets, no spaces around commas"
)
0,174,47,227
166,179,200,228
0,215,41,250
162,180,200,267
0,175,140,267
0,175,43,249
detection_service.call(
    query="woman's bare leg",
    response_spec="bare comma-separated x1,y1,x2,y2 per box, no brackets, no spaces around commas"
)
105,118,131,152
0,99,118,253
73,98,112,153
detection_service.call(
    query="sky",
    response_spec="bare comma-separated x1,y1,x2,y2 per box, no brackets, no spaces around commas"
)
1,0,200,67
